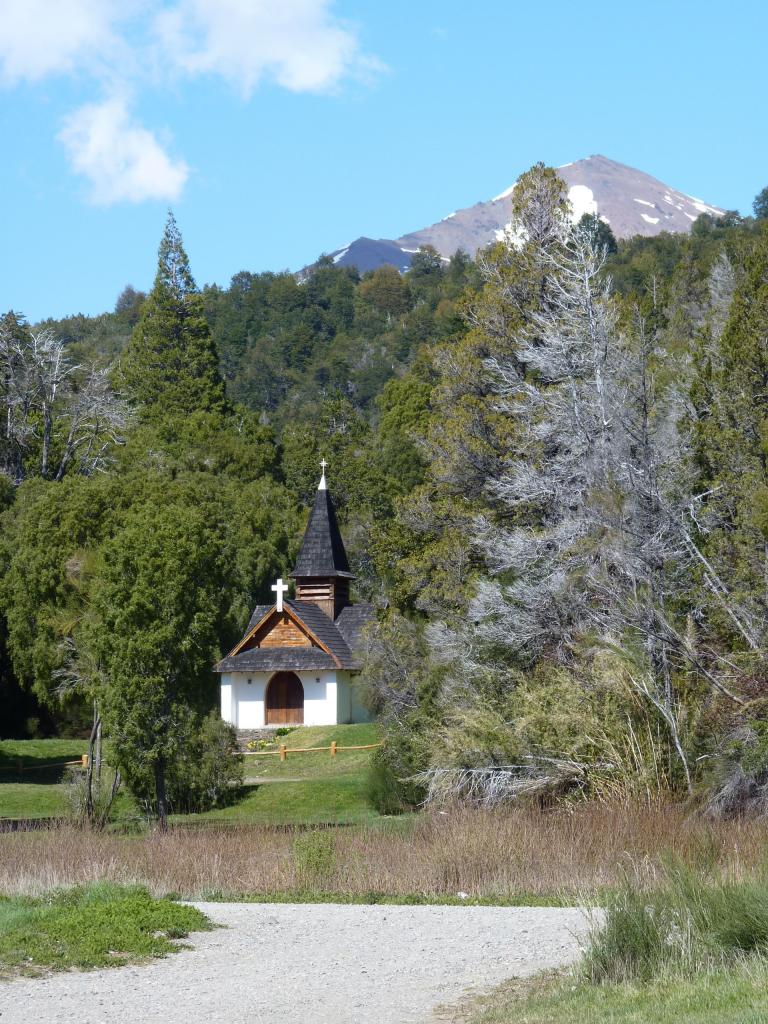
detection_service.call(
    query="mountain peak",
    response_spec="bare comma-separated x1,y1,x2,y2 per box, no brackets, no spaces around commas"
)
324,156,725,276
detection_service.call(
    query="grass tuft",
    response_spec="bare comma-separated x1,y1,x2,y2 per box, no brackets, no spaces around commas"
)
465,962,768,1024
585,864,768,984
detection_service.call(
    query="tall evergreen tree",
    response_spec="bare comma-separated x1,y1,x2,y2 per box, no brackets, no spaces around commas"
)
119,213,227,417
89,494,230,828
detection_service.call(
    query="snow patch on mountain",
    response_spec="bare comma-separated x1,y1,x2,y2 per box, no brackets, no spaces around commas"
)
568,184,597,220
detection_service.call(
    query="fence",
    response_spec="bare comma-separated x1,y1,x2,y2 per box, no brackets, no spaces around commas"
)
244,741,383,762
4,755,90,779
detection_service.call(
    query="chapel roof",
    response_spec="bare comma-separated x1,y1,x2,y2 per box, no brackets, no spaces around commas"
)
215,599,375,674
291,476,353,580
216,647,339,673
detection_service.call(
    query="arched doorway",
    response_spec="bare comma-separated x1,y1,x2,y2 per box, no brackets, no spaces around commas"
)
265,672,304,725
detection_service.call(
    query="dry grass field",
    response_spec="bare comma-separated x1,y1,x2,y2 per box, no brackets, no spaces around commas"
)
1,801,767,902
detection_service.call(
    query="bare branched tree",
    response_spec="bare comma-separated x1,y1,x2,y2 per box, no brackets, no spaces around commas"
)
422,225,750,803
0,323,129,483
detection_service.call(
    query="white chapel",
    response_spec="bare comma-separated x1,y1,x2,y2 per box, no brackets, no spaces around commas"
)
216,466,374,730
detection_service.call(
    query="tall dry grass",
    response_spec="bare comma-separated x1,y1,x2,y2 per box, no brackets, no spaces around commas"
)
1,802,767,900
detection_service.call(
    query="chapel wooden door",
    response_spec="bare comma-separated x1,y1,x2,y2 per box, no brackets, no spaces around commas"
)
265,672,304,725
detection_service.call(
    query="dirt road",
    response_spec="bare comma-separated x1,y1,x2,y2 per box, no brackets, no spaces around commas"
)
0,902,594,1023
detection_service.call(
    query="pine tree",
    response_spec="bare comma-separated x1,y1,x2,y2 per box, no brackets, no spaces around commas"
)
89,495,230,828
119,213,227,418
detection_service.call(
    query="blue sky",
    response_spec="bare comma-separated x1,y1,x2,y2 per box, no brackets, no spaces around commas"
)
1,0,765,321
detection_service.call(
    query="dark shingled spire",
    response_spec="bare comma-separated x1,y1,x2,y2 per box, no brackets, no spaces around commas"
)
291,479,353,579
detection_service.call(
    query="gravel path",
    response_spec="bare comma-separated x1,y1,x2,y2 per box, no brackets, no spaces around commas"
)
0,903,594,1024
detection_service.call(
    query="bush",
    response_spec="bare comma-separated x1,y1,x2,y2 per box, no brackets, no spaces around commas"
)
365,735,425,814
121,710,243,815
366,748,409,815
293,830,336,888
64,763,121,830
183,713,244,811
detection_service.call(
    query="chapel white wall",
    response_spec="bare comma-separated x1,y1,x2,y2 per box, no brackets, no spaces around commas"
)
220,669,373,728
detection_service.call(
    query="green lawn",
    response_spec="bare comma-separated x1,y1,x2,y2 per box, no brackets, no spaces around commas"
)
1,725,381,825
0,739,88,819
467,968,768,1024
0,883,211,976
176,722,382,825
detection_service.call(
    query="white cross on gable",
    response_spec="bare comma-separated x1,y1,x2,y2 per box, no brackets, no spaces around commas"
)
271,577,289,612
319,457,328,491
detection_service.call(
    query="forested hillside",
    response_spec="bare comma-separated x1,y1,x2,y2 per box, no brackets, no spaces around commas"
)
5,167,768,820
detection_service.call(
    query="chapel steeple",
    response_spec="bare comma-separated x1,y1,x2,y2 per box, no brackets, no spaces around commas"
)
291,462,353,620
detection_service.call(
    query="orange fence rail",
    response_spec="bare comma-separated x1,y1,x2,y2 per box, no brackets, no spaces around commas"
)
243,741,383,762
5,755,90,774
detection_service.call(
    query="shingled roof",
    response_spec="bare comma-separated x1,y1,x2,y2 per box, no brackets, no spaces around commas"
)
215,598,375,674
335,603,375,653
216,647,339,673
291,482,353,579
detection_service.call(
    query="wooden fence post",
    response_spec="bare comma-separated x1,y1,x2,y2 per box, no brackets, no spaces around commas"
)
81,754,90,769
279,744,287,762
330,741,337,758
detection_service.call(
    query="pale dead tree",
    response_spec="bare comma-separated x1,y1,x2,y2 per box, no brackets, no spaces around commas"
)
707,252,737,342
467,224,618,662
54,366,130,480
356,615,424,727
427,227,744,800
414,229,757,805
0,324,129,482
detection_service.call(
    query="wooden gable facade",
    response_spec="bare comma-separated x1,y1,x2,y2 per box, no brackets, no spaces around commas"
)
227,604,343,667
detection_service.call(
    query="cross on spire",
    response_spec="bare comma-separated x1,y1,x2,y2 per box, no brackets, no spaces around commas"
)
271,577,289,612
318,457,328,491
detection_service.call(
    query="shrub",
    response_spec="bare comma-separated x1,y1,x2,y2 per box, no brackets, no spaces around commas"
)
64,763,121,830
365,734,426,814
366,747,409,815
121,710,243,815
183,713,244,811
293,830,336,888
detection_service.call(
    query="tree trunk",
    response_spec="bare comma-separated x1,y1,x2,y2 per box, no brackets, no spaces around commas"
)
41,402,52,478
154,759,168,832
85,704,100,826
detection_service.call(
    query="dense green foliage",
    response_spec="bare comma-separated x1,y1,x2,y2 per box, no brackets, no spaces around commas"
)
119,213,227,418
5,175,768,825
358,172,768,814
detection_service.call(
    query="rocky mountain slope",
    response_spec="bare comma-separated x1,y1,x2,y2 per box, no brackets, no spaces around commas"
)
326,155,724,274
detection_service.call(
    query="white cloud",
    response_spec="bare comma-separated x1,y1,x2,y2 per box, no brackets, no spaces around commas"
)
155,0,372,95
0,0,377,203
0,0,121,82
58,96,188,204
